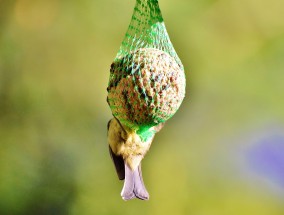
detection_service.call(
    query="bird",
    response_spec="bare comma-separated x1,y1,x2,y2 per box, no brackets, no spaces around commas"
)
107,48,185,200
107,117,164,200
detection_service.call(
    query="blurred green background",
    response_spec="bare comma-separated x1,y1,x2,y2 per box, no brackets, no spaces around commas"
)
1,0,284,214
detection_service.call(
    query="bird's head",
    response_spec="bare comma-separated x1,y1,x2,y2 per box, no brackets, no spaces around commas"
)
111,117,164,143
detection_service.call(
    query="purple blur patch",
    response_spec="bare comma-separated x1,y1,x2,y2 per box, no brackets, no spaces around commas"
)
248,135,284,187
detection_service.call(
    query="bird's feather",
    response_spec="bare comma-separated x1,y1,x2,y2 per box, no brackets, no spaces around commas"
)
109,146,125,180
121,163,149,201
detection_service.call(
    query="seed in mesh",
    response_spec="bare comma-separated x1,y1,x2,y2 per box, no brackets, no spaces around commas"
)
107,48,185,128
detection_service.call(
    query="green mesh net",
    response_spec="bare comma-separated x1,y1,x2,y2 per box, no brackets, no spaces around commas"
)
115,0,183,69
107,0,186,133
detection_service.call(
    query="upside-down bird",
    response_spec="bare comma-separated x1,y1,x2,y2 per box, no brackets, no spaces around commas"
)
107,117,164,200
107,48,185,200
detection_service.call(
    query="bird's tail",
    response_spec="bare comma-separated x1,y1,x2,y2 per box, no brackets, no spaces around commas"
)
121,162,149,201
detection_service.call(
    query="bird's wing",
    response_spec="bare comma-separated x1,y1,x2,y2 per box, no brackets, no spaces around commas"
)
109,145,125,180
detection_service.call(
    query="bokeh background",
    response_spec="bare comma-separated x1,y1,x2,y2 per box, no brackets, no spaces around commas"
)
0,0,284,214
